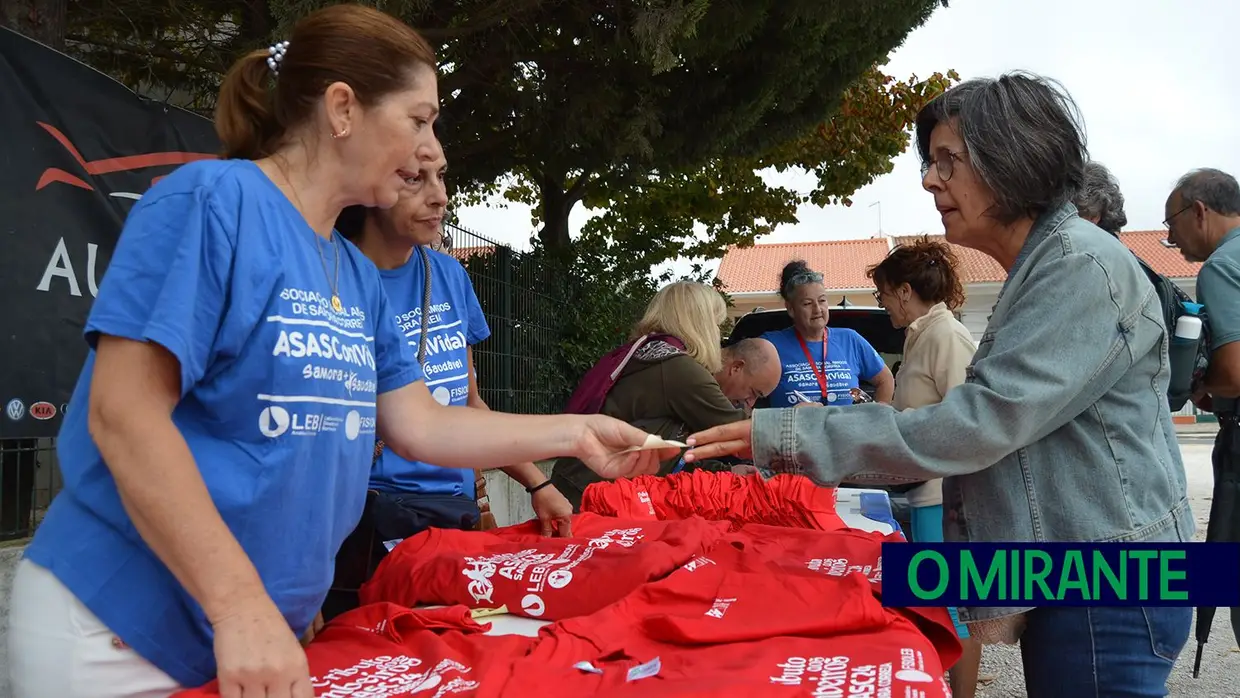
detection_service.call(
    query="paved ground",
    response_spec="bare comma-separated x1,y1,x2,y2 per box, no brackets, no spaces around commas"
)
975,426,1239,697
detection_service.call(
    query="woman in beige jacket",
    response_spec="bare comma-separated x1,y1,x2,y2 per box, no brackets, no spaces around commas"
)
867,236,984,698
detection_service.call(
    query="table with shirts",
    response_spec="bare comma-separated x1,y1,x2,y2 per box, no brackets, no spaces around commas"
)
177,480,954,698
424,486,901,639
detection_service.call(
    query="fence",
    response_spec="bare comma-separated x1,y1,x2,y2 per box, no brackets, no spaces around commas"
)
0,223,563,541
443,222,566,415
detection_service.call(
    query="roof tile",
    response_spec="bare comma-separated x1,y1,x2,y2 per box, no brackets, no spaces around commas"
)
715,238,890,293
716,230,1200,294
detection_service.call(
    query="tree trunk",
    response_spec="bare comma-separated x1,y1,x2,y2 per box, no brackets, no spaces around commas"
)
538,179,574,250
1,0,67,49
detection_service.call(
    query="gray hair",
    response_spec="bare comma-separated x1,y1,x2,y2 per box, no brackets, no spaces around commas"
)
725,338,775,372
1074,161,1128,235
1173,168,1240,216
779,260,823,300
915,71,1088,225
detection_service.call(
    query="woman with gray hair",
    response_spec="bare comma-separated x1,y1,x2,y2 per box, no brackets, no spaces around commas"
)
685,72,1192,696
1075,160,1129,234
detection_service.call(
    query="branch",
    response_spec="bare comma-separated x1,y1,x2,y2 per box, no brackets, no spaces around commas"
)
65,32,226,74
565,168,594,202
418,0,551,41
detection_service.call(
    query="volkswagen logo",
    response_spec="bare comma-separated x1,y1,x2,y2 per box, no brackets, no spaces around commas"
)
5,399,26,421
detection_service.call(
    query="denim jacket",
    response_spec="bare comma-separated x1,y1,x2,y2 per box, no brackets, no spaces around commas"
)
751,203,1195,622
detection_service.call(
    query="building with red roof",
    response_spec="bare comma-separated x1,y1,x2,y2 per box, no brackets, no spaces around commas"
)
716,230,1199,339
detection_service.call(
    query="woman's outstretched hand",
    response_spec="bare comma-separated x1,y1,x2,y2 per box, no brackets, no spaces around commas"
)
575,415,677,480
683,420,754,462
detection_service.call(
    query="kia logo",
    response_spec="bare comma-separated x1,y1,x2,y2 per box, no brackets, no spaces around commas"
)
29,401,57,420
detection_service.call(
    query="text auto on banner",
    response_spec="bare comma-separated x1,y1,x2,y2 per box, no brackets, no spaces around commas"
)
0,27,219,438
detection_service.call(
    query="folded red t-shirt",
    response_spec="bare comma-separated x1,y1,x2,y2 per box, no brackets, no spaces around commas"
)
723,524,962,668
491,511,676,540
501,543,949,698
361,516,730,621
175,603,532,697
581,471,845,531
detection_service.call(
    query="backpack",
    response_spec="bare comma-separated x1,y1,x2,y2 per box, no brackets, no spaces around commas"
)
1135,256,1211,412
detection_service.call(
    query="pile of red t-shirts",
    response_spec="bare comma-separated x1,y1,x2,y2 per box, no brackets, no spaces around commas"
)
360,513,731,620
179,511,959,697
503,530,959,697
581,470,846,531
175,603,533,697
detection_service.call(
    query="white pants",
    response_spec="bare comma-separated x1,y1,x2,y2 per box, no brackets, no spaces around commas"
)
8,559,182,698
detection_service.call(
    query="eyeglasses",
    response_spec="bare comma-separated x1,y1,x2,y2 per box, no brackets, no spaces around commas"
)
1162,203,1193,230
920,149,968,183
872,290,885,308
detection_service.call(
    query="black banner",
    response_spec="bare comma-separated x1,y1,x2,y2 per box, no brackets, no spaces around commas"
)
0,28,221,437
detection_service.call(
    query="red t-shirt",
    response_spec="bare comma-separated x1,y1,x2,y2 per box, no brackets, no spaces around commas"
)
723,524,962,668
504,543,950,698
491,511,678,540
581,471,846,531
174,603,532,697
361,516,730,621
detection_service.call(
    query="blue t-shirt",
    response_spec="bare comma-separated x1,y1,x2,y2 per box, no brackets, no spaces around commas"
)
23,160,422,687
1198,227,1240,414
370,247,491,496
761,326,886,407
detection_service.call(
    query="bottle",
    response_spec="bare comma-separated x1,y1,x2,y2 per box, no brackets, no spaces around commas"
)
1175,315,1203,341
1168,313,1203,407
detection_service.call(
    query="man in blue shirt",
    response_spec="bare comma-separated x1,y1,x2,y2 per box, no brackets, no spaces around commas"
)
326,143,576,618
1166,167,1240,646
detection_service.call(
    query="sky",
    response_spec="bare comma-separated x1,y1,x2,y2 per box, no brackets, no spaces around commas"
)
453,0,1240,277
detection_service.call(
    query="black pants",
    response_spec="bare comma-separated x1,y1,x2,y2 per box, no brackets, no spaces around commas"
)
323,490,480,621
1208,415,1240,645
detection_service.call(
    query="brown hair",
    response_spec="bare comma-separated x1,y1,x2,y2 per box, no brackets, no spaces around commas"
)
215,4,437,160
866,236,966,310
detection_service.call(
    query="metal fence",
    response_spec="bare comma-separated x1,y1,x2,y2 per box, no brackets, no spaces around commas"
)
443,221,565,415
0,223,562,541
0,438,60,541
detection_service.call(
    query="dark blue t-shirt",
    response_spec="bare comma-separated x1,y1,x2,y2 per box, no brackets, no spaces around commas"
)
761,326,886,407
370,247,490,496
23,159,422,687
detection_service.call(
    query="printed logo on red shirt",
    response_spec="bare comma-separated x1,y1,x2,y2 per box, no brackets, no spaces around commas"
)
311,656,476,697
807,554,883,584
460,527,648,617
769,649,940,696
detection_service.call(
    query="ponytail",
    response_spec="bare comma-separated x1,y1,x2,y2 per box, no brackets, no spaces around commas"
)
215,49,282,160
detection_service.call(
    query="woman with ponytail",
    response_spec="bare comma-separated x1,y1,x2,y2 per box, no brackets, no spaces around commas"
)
867,236,984,698
8,6,670,697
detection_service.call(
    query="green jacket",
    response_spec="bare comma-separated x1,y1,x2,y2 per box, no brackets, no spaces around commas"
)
550,339,746,510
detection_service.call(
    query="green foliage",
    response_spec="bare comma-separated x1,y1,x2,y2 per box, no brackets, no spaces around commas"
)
52,0,951,267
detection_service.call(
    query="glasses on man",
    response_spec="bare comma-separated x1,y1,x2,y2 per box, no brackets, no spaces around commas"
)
920,149,967,183
1162,203,1193,231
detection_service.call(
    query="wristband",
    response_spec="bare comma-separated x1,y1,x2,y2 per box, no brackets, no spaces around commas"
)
526,480,554,495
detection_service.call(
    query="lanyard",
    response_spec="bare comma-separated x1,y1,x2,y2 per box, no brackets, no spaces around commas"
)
796,329,829,399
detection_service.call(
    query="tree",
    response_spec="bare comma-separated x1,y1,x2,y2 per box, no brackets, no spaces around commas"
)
49,0,953,270
1,0,67,49
415,0,951,253
57,0,272,113
569,66,959,277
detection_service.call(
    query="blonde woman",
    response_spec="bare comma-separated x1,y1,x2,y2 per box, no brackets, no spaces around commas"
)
551,282,771,509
